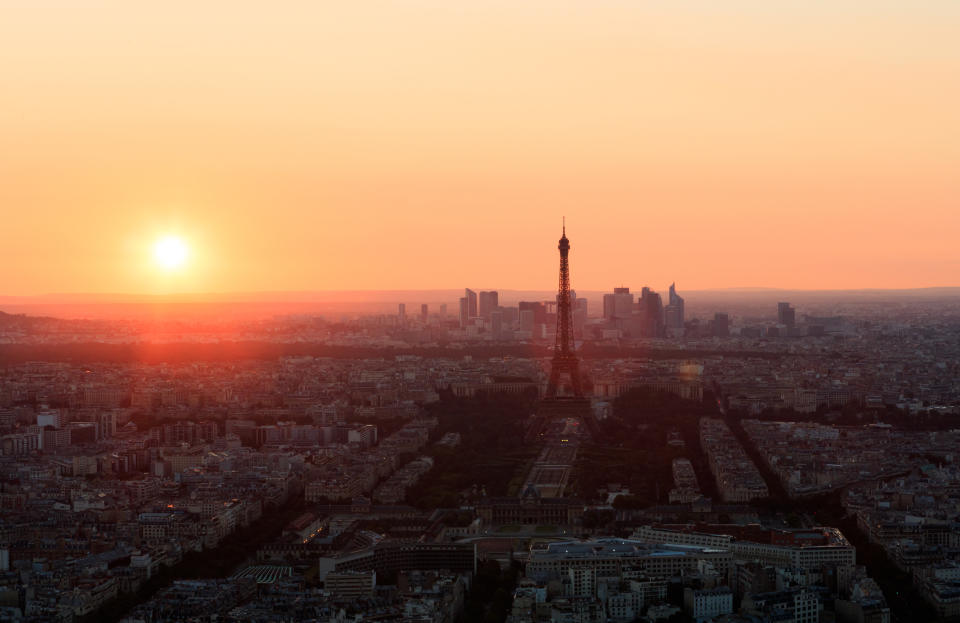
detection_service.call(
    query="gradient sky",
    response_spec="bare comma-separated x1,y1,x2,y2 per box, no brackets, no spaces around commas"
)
2,1,958,295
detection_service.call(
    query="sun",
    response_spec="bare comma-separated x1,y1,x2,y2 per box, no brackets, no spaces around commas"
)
153,236,189,270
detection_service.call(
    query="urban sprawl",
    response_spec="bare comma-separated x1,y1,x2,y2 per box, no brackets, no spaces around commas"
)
1,276,959,623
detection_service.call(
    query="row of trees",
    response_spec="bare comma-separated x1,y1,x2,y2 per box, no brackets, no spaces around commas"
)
405,391,539,509
569,387,721,507
0,340,788,365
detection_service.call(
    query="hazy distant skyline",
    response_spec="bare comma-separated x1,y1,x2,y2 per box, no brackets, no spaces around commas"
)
2,1,959,295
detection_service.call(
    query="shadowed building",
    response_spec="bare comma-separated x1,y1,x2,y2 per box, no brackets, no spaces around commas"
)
665,282,685,330
464,288,477,319
778,302,796,327
478,290,498,320
476,485,583,526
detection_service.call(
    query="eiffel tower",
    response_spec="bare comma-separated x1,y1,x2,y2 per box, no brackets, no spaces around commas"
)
546,220,583,397
525,221,596,444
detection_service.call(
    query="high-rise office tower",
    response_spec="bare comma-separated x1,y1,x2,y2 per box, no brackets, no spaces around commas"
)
490,311,503,339
603,293,616,319
465,288,478,319
603,287,634,320
614,287,634,318
519,301,547,325
420,304,428,321
458,297,469,328
778,302,796,327
478,291,499,319
501,306,519,328
713,312,730,337
665,282,685,329
547,223,583,397
575,299,588,336
573,306,586,335
519,309,535,332
398,303,406,320
439,303,447,318
639,287,665,337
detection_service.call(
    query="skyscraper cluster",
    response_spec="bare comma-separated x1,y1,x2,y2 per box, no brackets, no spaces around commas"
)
459,289,500,328
449,287,588,341
601,284,682,338
778,302,796,327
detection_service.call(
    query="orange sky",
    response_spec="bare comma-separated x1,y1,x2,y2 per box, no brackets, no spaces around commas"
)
1,1,958,295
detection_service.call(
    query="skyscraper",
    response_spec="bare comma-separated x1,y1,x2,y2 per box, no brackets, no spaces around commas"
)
490,310,503,339
519,309,535,332
420,303,428,321
501,306,519,328
518,301,547,325
602,293,616,320
665,282,685,329
614,287,633,318
478,291,499,320
778,302,796,327
464,288,478,319
573,304,587,335
713,312,730,337
458,297,469,328
575,297,588,335
603,287,633,320
398,303,406,320
639,287,665,337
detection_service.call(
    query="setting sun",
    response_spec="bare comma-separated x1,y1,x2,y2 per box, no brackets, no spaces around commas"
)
153,236,188,270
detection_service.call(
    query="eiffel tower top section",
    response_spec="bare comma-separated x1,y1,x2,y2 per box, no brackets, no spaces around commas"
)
555,220,573,355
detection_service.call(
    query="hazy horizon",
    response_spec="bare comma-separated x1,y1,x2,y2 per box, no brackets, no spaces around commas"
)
3,285,959,322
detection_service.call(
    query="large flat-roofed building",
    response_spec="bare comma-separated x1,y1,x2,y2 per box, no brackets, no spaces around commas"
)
684,586,733,623
632,526,733,549
730,534,855,569
743,587,823,623
321,542,476,579
592,378,703,402
525,538,732,582
325,570,376,599
632,525,855,570
476,486,583,526
449,375,538,399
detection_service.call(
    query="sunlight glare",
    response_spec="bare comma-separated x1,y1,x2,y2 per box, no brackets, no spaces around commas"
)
154,236,189,270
